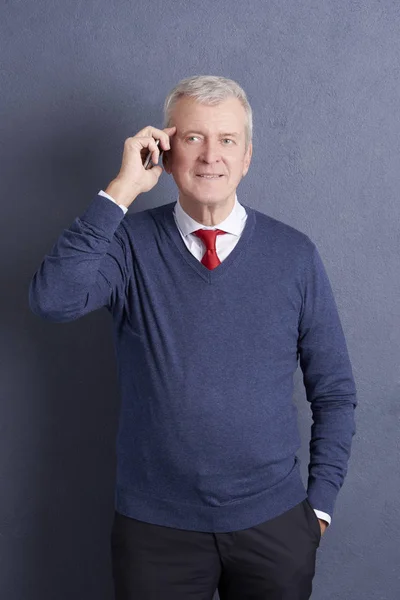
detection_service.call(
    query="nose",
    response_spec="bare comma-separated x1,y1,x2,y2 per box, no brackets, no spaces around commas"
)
200,140,222,164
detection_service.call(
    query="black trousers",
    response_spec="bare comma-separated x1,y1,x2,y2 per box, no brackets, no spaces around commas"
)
111,498,321,600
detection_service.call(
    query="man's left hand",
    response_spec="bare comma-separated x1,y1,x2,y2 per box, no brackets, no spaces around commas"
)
318,519,328,536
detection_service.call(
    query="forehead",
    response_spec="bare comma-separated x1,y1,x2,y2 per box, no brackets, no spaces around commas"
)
171,96,246,133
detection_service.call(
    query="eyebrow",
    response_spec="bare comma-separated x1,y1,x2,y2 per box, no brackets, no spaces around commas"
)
181,131,240,138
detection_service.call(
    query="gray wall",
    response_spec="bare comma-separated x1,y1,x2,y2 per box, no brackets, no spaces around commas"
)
2,1,399,598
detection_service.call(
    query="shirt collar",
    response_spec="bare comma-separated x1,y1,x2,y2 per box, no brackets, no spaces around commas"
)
173,193,246,237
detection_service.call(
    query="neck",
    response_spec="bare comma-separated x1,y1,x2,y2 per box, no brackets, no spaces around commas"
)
178,193,236,226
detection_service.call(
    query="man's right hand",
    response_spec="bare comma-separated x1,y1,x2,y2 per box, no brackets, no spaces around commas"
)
105,125,177,209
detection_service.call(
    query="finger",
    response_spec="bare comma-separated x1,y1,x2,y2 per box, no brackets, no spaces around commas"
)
138,126,172,152
145,140,159,168
158,129,173,152
153,141,160,165
163,126,177,148
141,126,176,152
149,164,163,179
140,137,159,169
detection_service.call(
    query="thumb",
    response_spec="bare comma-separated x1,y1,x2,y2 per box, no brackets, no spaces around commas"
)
152,165,163,178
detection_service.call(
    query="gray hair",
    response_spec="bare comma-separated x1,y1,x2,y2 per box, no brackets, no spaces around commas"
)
163,75,253,152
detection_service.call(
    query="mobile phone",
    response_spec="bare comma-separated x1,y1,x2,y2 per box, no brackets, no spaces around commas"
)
144,139,164,170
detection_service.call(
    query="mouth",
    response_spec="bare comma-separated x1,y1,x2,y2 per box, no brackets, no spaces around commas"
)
196,175,224,180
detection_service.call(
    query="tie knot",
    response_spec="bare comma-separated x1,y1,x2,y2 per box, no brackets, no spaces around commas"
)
192,228,227,251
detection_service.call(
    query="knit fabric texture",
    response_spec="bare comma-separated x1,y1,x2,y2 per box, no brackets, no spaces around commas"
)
29,195,357,532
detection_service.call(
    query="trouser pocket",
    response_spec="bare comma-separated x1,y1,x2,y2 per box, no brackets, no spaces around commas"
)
303,498,322,545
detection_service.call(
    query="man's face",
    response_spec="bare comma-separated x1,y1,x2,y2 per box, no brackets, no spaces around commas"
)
163,96,252,210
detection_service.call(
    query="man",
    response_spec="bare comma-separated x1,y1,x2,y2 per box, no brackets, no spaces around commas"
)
29,75,357,599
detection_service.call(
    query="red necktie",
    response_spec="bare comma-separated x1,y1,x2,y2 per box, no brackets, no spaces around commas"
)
192,229,227,270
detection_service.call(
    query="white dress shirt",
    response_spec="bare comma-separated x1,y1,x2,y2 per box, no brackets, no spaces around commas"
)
97,188,331,527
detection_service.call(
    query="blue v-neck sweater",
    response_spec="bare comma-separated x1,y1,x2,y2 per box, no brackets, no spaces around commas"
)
29,194,357,532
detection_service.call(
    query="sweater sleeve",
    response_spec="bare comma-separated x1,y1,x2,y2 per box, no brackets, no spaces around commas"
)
98,189,129,214
297,243,357,518
29,194,129,322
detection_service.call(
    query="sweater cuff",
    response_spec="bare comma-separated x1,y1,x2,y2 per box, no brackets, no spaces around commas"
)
314,509,331,526
307,478,339,520
98,189,128,214
79,194,126,237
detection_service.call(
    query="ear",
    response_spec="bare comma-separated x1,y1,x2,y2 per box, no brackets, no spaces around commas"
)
242,141,253,177
162,150,172,175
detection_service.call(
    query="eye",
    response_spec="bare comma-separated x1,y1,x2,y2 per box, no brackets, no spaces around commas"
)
186,137,234,144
